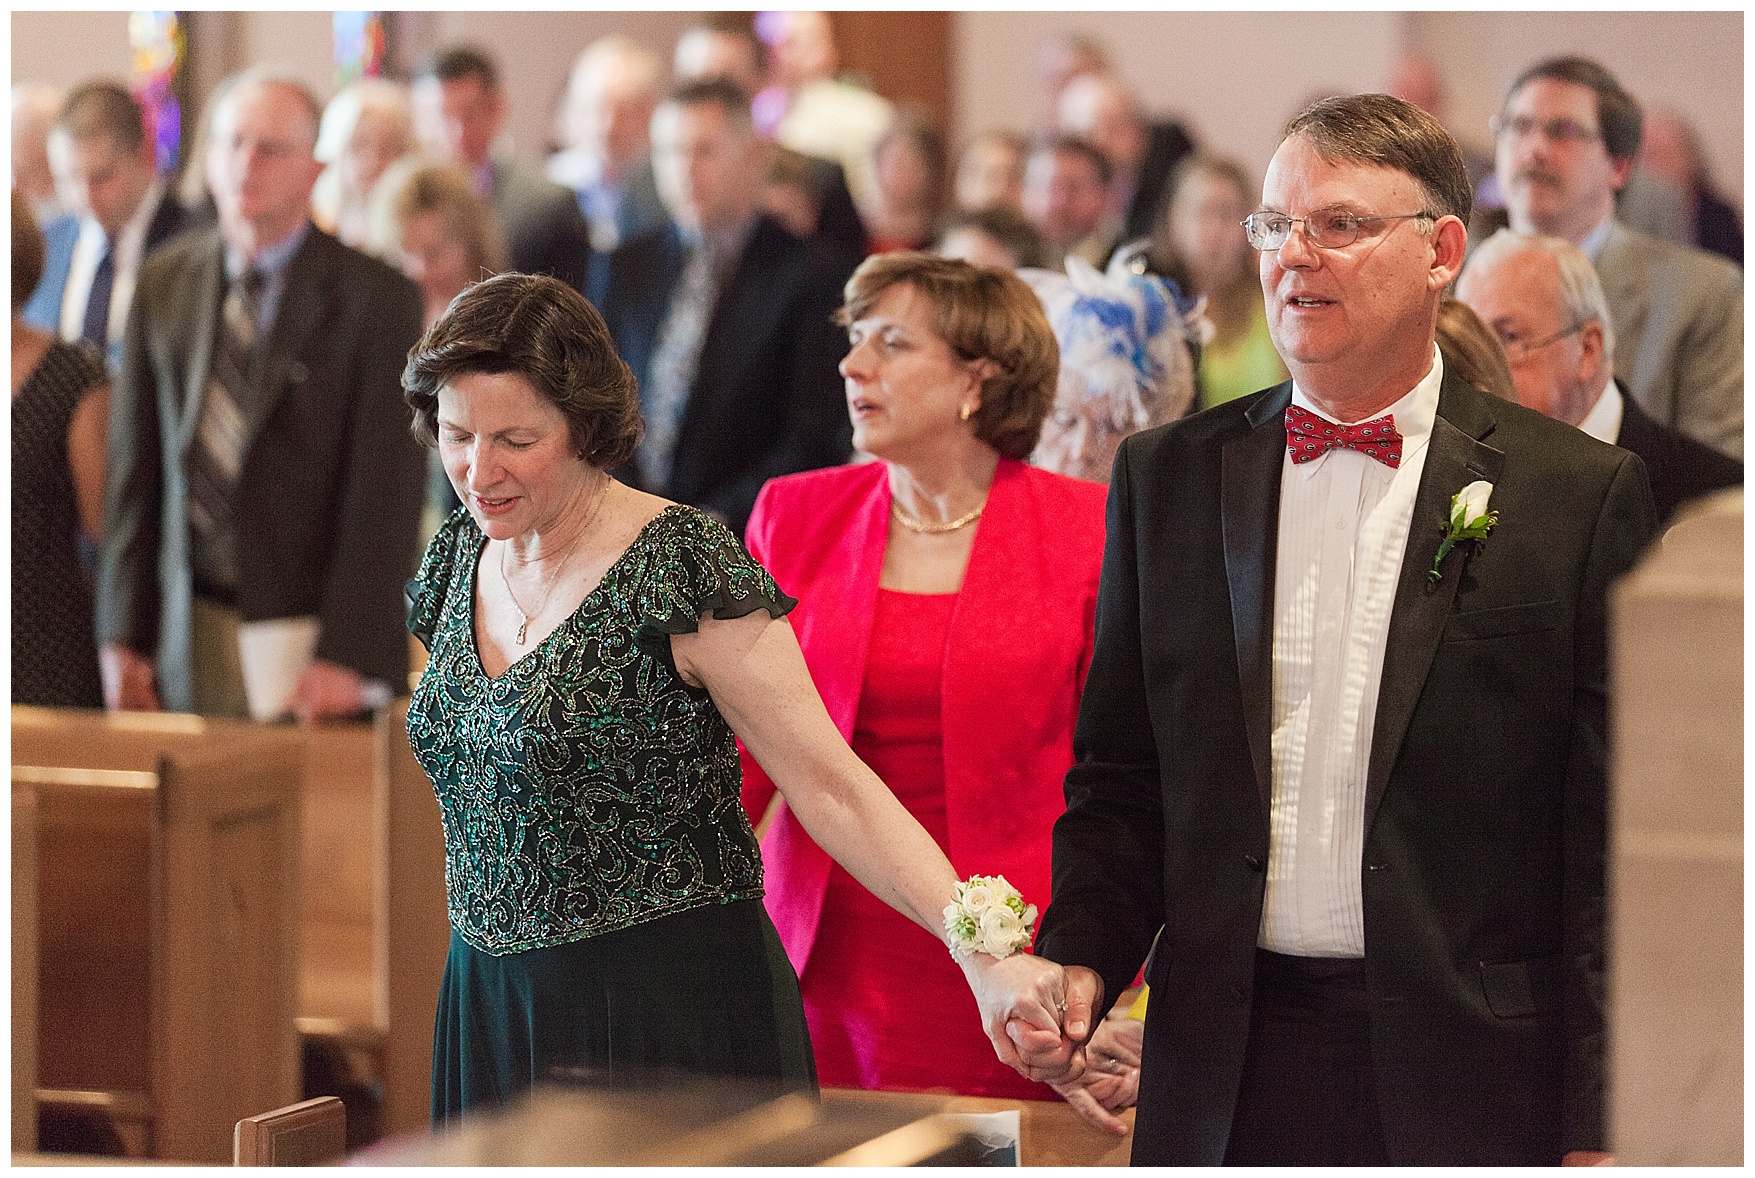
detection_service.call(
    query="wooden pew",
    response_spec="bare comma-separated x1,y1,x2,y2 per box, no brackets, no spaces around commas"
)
11,707,302,1163
13,788,39,1153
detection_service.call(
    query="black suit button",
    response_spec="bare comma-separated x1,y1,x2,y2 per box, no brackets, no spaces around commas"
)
1243,853,1265,872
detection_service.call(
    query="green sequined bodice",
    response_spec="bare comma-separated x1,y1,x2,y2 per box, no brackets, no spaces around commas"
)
405,505,795,955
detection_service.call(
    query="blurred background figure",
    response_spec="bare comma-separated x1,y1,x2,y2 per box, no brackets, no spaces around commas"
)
312,79,417,252
1056,71,1194,246
952,129,1027,214
24,81,189,373
1125,154,1285,410
673,16,766,96
935,205,1049,271
1023,255,1202,482
755,10,895,210
1456,229,1741,526
1387,51,1493,187
1032,32,1109,130
375,163,507,329
372,161,508,535
1022,135,1114,269
413,44,591,291
1434,296,1518,402
861,108,947,254
547,37,666,258
12,83,67,226
12,187,110,708
1636,106,1742,266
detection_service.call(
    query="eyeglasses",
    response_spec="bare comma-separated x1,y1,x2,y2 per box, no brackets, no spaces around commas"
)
1495,320,1586,363
1240,209,1436,251
1489,115,1602,146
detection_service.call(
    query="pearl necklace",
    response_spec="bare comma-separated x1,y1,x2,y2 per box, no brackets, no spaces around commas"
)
890,498,986,534
500,480,609,646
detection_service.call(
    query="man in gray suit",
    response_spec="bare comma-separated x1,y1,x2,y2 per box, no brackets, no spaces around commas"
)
98,69,424,722
1493,56,1742,459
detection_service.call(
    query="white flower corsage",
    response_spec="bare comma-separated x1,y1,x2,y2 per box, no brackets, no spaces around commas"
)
1430,479,1497,583
943,874,1039,960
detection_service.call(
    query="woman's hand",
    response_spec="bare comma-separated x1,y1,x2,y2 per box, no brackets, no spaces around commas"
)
959,956,1102,1084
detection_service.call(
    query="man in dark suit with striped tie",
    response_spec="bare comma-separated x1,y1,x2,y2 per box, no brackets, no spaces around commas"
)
21,80,187,372
97,68,424,723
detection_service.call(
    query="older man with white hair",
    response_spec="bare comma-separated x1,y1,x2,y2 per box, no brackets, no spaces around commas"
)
1457,229,1740,524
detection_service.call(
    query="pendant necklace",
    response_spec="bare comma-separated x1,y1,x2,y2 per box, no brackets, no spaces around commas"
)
500,479,610,646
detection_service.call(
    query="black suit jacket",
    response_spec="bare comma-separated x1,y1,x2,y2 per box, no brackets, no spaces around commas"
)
490,160,592,293
1035,373,1656,1165
1613,390,1742,525
597,215,852,534
97,225,427,711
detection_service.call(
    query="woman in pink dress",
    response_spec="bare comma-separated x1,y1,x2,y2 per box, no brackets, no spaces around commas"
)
743,253,1107,1098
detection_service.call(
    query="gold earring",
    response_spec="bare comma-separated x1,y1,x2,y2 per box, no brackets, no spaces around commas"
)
960,404,975,421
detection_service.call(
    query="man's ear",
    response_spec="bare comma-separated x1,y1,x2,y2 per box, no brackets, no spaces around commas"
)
1609,154,1634,193
1429,215,1469,291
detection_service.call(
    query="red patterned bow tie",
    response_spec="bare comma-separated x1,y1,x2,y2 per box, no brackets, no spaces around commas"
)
1285,404,1402,468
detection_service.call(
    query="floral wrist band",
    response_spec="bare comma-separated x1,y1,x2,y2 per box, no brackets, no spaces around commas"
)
943,874,1039,960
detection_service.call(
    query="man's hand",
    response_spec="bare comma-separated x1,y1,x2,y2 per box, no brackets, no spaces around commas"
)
287,658,368,726
100,644,162,712
1051,1004,1142,1135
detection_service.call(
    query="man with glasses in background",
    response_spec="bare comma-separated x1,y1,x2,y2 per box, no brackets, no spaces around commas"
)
1457,229,1740,526
1492,56,1742,459
1014,93,1654,1165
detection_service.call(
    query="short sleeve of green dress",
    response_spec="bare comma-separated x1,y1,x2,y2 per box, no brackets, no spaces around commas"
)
406,504,815,1121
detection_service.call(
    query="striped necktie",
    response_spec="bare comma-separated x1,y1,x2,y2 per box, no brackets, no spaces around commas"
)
187,267,265,594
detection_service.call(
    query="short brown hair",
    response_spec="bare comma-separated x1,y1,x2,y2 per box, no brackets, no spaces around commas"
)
402,272,641,469
12,189,46,310
1507,57,1642,163
56,80,147,153
1284,92,1471,222
837,252,1058,460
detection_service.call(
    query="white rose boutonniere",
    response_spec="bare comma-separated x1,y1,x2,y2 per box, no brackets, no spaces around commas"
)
944,874,1039,960
1430,479,1498,584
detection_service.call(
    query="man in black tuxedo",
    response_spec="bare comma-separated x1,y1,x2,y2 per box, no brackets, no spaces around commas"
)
98,69,424,722
1016,94,1655,1165
595,78,850,535
1457,229,1740,527
23,80,188,372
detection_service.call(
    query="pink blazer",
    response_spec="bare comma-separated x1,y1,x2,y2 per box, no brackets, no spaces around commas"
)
741,458,1108,976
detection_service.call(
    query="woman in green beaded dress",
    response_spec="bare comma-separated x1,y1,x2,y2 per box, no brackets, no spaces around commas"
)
402,273,1076,1123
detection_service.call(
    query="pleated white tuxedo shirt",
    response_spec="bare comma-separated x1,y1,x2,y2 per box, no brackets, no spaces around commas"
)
1259,347,1444,957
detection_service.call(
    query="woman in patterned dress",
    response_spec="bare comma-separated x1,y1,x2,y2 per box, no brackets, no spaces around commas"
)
402,272,1072,1122
11,188,110,707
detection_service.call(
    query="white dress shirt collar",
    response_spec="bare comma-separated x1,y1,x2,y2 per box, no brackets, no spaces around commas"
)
1576,379,1624,445
1579,216,1614,261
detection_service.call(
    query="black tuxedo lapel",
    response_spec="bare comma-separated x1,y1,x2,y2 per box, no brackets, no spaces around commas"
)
175,237,226,455
1222,382,1293,818
252,228,333,439
1365,375,1504,834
